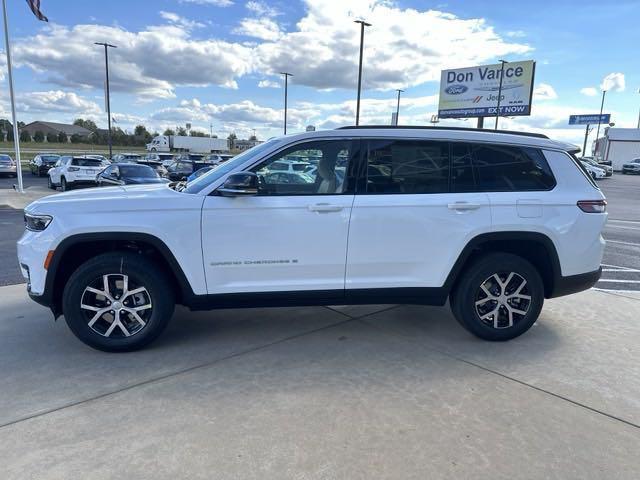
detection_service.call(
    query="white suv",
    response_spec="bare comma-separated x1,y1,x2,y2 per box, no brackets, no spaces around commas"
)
18,127,607,351
47,156,109,191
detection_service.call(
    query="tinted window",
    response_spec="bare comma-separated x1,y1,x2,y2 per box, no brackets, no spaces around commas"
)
471,144,555,191
120,165,157,178
365,140,449,194
72,158,103,167
450,143,476,193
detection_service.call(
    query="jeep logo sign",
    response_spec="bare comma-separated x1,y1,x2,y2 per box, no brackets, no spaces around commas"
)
445,85,468,95
438,60,535,119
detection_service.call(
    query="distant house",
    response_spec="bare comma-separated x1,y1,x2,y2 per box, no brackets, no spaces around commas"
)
21,121,93,142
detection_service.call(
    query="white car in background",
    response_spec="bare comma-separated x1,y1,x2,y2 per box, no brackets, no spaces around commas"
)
580,160,606,180
0,154,17,177
47,156,107,191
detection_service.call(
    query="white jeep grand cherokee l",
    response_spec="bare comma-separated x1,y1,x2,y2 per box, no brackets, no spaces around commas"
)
18,127,607,352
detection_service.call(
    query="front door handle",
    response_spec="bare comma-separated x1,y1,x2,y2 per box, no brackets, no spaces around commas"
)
448,202,481,211
308,203,343,213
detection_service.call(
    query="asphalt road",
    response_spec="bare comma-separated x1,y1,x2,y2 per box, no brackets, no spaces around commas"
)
1,172,639,290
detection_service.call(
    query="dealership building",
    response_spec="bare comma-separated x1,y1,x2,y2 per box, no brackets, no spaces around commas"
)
594,128,640,170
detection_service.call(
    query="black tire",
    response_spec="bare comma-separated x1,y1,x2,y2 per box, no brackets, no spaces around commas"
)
62,252,175,352
450,253,544,341
47,176,55,189
60,177,68,191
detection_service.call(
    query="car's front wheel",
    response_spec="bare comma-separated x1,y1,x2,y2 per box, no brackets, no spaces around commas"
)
450,253,544,341
62,252,175,352
60,177,68,191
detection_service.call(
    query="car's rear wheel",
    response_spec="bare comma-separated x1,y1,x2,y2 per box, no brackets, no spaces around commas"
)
450,253,544,341
62,252,175,352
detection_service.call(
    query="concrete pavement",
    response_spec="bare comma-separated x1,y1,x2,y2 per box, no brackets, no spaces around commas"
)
0,284,638,479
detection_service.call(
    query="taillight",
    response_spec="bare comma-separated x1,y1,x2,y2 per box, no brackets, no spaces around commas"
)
577,200,607,213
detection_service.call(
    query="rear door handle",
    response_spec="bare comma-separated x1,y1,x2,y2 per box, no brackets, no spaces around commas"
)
448,202,481,211
308,203,343,213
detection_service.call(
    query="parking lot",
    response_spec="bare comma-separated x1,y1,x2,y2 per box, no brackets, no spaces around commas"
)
1,171,639,479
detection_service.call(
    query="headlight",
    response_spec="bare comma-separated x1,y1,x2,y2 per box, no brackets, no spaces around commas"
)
24,213,53,231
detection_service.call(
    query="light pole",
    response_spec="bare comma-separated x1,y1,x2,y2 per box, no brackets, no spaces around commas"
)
582,124,594,156
280,72,292,135
494,59,507,130
595,89,607,144
394,89,404,126
636,88,640,129
354,20,371,126
95,42,117,158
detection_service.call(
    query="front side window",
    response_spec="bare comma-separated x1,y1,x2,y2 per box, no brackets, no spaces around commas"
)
472,144,556,191
251,140,354,196
365,140,449,194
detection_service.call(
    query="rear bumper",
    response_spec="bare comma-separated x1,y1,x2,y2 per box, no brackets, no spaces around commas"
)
548,267,601,298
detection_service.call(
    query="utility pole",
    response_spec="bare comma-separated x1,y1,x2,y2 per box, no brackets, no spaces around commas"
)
2,0,23,192
582,124,593,156
595,89,607,144
280,72,292,135
637,88,640,129
494,60,507,130
354,20,371,126
394,89,404,126
95,42,117,158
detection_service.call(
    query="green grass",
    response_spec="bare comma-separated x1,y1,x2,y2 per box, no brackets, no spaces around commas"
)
0,142,147,164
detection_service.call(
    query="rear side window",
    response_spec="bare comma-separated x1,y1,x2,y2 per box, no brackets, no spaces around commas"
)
471,144,556,191
365,140,449,194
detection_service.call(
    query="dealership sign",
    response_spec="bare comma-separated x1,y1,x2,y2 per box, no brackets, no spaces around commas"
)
568,114,611,125
438,60,536,119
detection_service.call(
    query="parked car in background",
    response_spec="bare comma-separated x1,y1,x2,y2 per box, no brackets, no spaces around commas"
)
111,153,142,163
187,166,215,182
144,153,175,166
203,153,233,165
96,163,170,186
580,160,606,179
0,154,17,177
165,159,209,181
47,156,105,191
622,158,640,174
175,153,205,162
137,159,167,177
581,157,612,177
29,154,60,176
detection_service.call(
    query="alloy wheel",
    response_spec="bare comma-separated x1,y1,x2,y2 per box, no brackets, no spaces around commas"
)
80,273,153,338
474,272,531,329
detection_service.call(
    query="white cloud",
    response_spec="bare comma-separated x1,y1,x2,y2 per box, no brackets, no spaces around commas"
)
533,83,557,101
16,90,102,115
254,0,532,90
233,17,282,41
258,79,280,88
246,1,280,17
179,0,233,6
13,23,252,100
580,87,598,97
159,11,205,30
600,72,625,92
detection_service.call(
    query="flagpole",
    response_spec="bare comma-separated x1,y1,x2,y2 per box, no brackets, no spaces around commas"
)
2,0,23,193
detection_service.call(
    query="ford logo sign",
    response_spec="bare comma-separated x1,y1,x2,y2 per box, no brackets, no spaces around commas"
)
445,85,468,95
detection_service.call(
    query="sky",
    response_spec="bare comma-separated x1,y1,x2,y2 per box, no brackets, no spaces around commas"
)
1,0,639,148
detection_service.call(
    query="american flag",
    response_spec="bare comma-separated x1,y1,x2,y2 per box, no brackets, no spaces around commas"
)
25,0,48,22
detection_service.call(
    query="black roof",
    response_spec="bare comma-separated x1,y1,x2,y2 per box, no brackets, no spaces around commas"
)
337,125,549,139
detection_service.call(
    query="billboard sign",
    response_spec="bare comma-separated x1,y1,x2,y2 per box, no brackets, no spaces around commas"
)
568,114,610,125
438,60,536,119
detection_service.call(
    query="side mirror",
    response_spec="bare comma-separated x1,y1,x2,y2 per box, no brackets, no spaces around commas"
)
218,172,259,197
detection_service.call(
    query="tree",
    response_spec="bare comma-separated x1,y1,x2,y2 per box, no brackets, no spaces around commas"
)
249,134,257,141
6,127,14,142
73,118,98,133
162,128,175,136
190,130,206,137
20,130,31,142
34,131,45,143
176,127,187,136
46,132,57,143
58,131,68,143
134,124,148,137
70,133,83,143
0,119,11,140
227,132,237,149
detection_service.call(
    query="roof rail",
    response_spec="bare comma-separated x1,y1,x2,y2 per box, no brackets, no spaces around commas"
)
336,125,549,139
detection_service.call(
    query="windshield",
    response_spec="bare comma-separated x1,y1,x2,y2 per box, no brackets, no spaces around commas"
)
120,165,158,178
183,139,279,194
41,155,59,162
